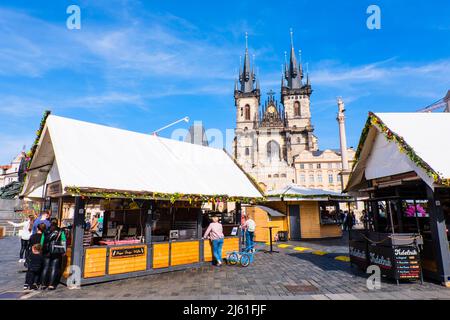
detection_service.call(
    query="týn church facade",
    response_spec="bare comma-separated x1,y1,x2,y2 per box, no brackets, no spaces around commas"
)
232,33,355,192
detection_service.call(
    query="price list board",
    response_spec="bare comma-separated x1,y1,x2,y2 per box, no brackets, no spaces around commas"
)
393,246,421,280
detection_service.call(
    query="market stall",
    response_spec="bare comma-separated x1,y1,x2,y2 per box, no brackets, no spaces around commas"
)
346,112,450,286
247,185,354,241
21,113,263,286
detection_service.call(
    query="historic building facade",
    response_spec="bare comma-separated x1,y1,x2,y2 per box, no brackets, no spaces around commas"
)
233,33,354,192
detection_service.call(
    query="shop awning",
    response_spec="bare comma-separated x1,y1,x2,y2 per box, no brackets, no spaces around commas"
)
346,112,450,192
21,115,263,201
266,184,353,201
255,205,285,217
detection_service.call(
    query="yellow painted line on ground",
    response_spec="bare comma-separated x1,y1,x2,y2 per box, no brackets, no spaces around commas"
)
312,250,328,256
277,244,292,248
335,256,350,262
293,246,312,252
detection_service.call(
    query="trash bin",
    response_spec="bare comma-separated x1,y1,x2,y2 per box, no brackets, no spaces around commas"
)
277,231,288,242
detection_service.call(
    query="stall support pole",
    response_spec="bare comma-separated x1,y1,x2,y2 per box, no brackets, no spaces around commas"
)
236,202,242,250
70,196,85,287
426,186,450,286
197,208,204,262
145,201,153,270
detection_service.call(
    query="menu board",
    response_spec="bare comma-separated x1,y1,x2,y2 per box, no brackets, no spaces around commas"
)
349,240,369,270
393,246,421,280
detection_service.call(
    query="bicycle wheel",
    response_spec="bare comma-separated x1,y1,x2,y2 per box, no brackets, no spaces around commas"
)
227,253,239,265
240,254,251,267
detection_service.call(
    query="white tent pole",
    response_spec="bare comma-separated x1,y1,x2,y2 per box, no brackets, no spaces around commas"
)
151,117,190,136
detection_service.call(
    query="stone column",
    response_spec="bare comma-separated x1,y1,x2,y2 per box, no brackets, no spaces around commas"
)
337,97,351,190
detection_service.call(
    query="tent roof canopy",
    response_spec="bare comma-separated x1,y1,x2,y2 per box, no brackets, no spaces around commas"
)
255,205,285,217
21,115,263,202
266,184,353,201
346,112,450,192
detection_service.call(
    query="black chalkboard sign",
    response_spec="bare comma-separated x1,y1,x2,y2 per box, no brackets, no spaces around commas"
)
393,246,421,280
110,246,145,259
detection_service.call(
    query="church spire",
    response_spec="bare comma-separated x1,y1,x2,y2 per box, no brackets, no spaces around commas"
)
285,29,302,89
238,32,256,93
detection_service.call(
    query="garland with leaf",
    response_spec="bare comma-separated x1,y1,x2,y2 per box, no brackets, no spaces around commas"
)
24,110,51,170
268,193,353,200
351,111,448,186
65,186,266,204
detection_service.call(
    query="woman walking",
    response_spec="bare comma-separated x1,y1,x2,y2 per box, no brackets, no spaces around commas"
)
8,215,34,263
203,216,224,267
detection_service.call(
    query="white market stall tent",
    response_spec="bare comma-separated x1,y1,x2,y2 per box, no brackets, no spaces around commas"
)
21,114,263,200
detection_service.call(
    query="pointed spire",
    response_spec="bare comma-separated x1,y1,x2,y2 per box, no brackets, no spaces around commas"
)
286,29,301,89
237,32,255,93
306,62,310,86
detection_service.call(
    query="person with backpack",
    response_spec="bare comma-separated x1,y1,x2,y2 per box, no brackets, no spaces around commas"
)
41,220,66,290
243,215,256,252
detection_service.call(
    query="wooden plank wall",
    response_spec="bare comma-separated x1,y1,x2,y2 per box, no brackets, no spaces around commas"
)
62,247,72,278
153,243,170,269
298,201,321,239
171,241,199,266
84,247,107,278
108,245,147,275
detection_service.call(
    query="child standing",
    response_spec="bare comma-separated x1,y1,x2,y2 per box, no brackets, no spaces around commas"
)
25,244,43,290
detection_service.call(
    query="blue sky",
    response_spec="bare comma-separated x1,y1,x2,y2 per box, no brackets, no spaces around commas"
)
0,0,449,164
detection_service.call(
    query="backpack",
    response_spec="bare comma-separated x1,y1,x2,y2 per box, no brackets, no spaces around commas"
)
49,230,67,255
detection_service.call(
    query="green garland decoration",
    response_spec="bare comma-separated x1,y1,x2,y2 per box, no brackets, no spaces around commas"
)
24,110,51,170
65,186,266,204
350,111,448,186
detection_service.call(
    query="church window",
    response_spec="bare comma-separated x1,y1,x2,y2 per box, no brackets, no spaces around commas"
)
244,127,248,131
244,105,250,120
245,147,250,156
240,107,243,117
294,102,301,117
266,140,280,161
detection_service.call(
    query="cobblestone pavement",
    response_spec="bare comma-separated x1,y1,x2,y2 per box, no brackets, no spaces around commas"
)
1,235,450,300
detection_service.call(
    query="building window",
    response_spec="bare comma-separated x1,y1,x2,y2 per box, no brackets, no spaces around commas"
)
317,174,323,183
328,174,334,183
309,174,315,183
299,163,305,169
296,137,301,144
328,163,333,169
281,173,286,178
309,163,314,170
337,174,342,182
245,147,249,156
300,174,306,183
274,174,279,178
317,163,321,169
244,104,250,120
294,101,300,117
267,140,280,161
